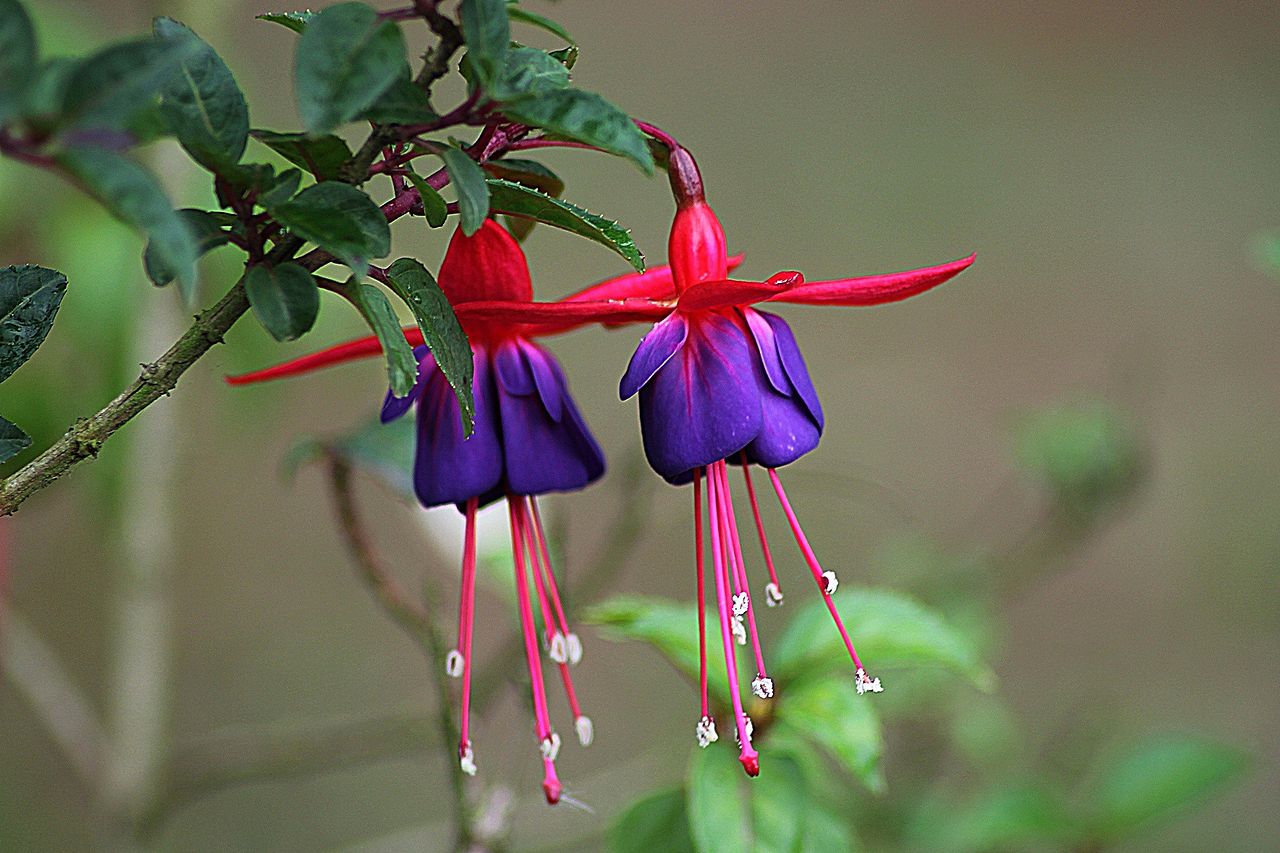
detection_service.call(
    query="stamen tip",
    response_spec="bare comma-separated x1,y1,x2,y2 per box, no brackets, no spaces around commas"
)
732,591,750,616
549,632,568,664
751,675,774,699
459,744,477,776
566,632,583,665
764,582,783,607
540,732,562,761
695,715,719,748
732,616,747,646
822,571,839,595
445,649,464,678
855,668,884,694
575,716,594,747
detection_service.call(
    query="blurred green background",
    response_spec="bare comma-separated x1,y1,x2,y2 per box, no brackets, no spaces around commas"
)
1,1,1276,850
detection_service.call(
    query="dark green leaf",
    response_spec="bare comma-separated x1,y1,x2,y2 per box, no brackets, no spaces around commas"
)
295,2,406,134
245,263,320,342
252,130,354,181
0,416,31,464
259,168,303,209
154,18,249,173
501,88,654,173
771,587,995,690
58,147,198,299
440,147,490,236
548,45,578,69
385,258,474,435
687,746,750,853
459,0,509,89
506,3,575,45
484,159,563,240
1087,735,1248,841
774,678,884,792
405,170,448,227
353,282,417,397
487,178,644,271
144,209,230,286
272,181,390,274
491,46,569,100
608,788,695,853
20,58,75,130
0,265,67,383
362,73,439,125
62,36,197,132
256,10,314,33
0,0,38,123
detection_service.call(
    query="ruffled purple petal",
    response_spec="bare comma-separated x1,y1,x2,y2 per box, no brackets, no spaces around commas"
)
620,312,689,400
381,346,433,423
412,347,504,507
637,311,762,482
765,311,823,430
742,308,790,395
742,312,823,467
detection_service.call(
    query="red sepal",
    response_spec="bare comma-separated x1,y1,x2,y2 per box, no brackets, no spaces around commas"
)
769,254,975,306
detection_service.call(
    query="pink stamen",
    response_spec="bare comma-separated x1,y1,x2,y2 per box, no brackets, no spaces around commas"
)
767,469,866,673
739,454,783,595
458,498,478,762
521,500,559,650
713,462,771,694
529,500,574,645
693,469,710,719
707,465,760,776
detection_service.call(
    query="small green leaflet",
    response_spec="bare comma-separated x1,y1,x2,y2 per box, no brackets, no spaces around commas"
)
0,416,31,464
458,0,509,90
440,147,490,236
362,73,438,125
0,264,67,383
252,130,354,181
405,170,448,227
0,0,38,124
487,178,644,272
61,36,197,132
271,181,390,274
505,3,575,46
295,3,406,134
256,10,315,33
385,258,475,436
774,678,885,792
245,263,320,342
490,46,569,100
154,18,249,174
500,88,654,174
353,282,417,398
607,788,695,853
144,209,230,287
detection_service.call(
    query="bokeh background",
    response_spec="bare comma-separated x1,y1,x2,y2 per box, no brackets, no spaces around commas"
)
2,1,1277,850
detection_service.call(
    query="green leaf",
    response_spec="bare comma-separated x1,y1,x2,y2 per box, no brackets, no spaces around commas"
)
252,130,354,181
256,10,314,33
153,18,249,173
752,755,810,852
774,678,884,792
1086,735,1248,841
926,784,1078,852
362,73,439,125
259,168,303,209
484,159,563,240
608,788,695,853
20,58,75,130
0,416,32,464
1015,401,1141,516
353,282,417,398
486,178,644,271
385,258,474,435
62,36,197,132
799,806,857,853
491,46,569,100
0,0,38,123
272,181,390,274
405,170,448,227
500,88,654,174
295,2,406,134
0,265,67,383
772,587,994,690
506,3,575,45
144,209,230,287
58,147,198,299
548,45,579,69
686,746,750,853
440,146,490,236
245,263,320,342
459,0,509,89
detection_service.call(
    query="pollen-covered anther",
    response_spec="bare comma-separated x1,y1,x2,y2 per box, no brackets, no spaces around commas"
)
731,615,747,646
540,732,562,761
445,649,464,678
565,632,583,665
822,570,839,595
459,744,477,776
751,675,774,699
764,582,784,607
548,632,568,664
695,715,719,748
575,716,594,747
855,667,884,695
732,591,750,616
733,715,754,746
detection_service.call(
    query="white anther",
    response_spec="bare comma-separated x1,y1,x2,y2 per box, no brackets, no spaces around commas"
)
566,632,583,665
855,668,884,695
575,716,594,747
764,582,784,607
731,616,747,646
459,744,477,776
822,571,839,595
696,716,719,748
548,632,568,664
445,649,464,678
734,716,754,746
751,675,774,699
540,732,561,761
732,591,750,616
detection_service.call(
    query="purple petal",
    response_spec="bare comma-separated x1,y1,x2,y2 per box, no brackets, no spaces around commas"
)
381,346,434,423
637,311,762,481
742,312,823,467
620,312,689,400
764,311,823,430
742,308,790,395
412,348,503,507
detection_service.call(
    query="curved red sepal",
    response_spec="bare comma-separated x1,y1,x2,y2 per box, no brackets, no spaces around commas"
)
562,253,746,303
770,254,976,306
453,297,672,331
676,271,802,312
224,328,424,385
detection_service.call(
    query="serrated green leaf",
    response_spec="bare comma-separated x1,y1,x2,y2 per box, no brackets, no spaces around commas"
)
144,209,230,286
58,146,198,299
154,18,249,173
245,263,319,342
486,178,644,271
774,678,884,792
362,73,438,125
459,0,509,89
608,787,695,853
252,129,354,181
295,3,406,134
484,159,563,240
0,265,66,383
1087,735,1248,841
772,587,995,690
506,3,575,45
440,147,490,236
256,10,315,33
405,170,448,227
272,181,390,274
0,415,32,464
62,36,197,133
0,0,38,124
353,282,417,398
491,46,569,100
385,258,474,435
501,88,654,174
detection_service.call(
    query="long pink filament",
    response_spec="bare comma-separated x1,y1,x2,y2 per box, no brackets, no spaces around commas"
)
739,455,782,592
714,462,769,683
458,498,479,754
767,469,866,672
693,468,709,719
520,498,585,722
528,500,572,638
